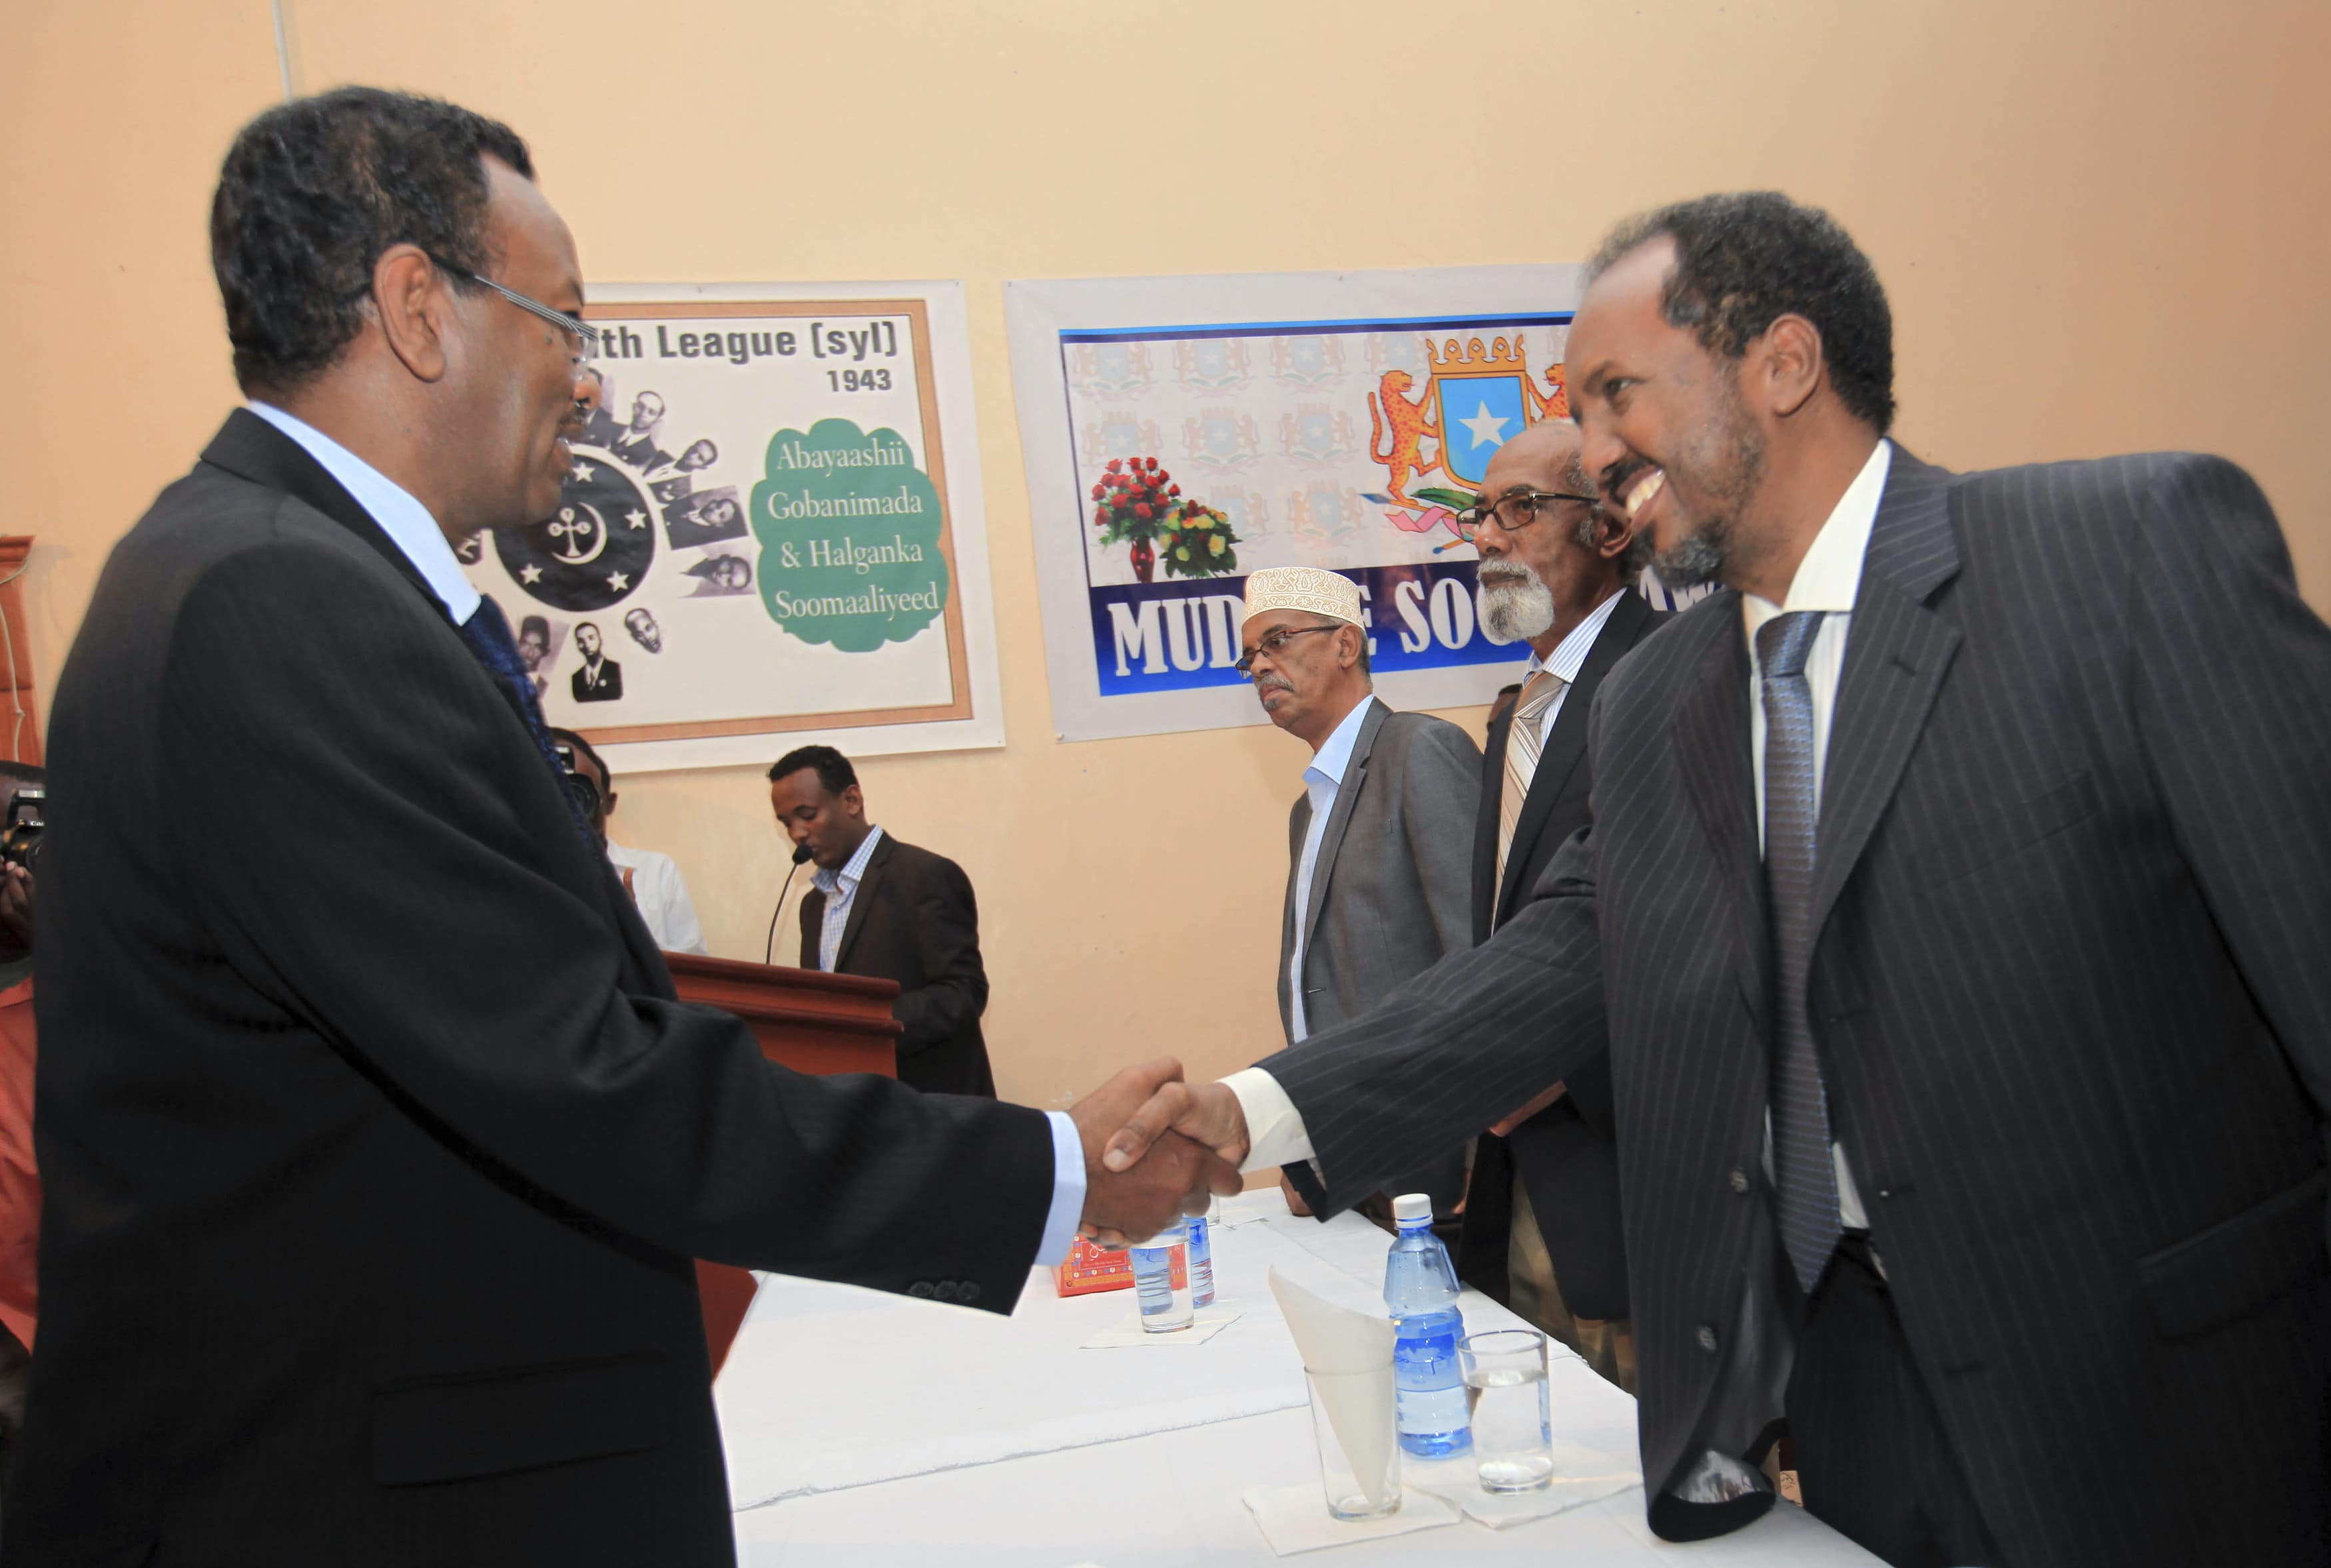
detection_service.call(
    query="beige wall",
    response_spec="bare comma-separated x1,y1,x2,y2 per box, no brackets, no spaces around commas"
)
7,0,2327,1121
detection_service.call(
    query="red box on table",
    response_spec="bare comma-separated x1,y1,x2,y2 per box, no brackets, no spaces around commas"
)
1053,1234,1187,1297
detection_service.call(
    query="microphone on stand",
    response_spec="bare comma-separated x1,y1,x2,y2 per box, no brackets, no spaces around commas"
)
765,842,813,965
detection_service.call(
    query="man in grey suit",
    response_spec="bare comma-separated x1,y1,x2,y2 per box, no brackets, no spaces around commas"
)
1237,567,1479,1220
1106,192,2331,1568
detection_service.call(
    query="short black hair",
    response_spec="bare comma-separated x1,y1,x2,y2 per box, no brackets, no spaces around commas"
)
768,744,856,797
1586,192,1895,433
546,727,609,792
210,86,533,393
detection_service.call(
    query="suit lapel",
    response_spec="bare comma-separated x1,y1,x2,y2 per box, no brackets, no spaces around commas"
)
1672,600,1769,1027
1283,798,1309,968
197,410,567,773
201,411,663,978
834,834,894,970
1301,698,1387,955
197,409,450,621
802,886,827,937
1496,590,1654,918
1808,451,1963,943
1474,704,1514,933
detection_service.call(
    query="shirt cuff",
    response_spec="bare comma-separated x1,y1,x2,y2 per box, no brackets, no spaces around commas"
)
1221,1067,1315,1171
1034,1111,1088,1266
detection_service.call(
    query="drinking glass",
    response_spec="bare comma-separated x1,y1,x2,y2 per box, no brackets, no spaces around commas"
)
1459,1329,1554,1491
1306,1368,1401,1519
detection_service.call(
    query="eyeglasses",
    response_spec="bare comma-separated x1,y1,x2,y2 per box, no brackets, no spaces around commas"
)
1234,623,1343,674
1455,489,1602,542
428,254,601,365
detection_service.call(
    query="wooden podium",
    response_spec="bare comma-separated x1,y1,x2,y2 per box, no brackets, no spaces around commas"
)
665,952,902,1376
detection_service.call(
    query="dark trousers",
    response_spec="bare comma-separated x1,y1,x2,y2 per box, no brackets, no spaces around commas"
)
1788,1236,2001,1568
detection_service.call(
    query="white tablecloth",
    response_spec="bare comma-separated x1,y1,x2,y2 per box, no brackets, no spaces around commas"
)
716,1192,1883,1565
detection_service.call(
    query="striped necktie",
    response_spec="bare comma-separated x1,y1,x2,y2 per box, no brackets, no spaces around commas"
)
1758,610,1842,1292
1494,668,1566,908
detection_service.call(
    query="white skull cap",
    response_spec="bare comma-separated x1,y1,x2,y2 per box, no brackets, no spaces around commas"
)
1241,566,1363,629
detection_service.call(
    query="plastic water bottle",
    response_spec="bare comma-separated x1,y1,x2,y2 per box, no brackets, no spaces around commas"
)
1130,1220,1193,1333
1383,1192,1471,1456
1187,1200,1216,1308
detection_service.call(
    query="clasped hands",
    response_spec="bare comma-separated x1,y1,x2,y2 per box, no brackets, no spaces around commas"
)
1070,1060,1568,1245
1068,1059,1249,1248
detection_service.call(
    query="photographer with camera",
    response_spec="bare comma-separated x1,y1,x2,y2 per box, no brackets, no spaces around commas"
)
0,761,45,1480
547,727,707,956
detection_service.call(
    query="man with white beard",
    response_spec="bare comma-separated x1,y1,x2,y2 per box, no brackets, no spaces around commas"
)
1455,417,1665,1391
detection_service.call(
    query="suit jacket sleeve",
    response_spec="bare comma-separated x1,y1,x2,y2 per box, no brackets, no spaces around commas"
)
2128,457,2331,1138
1263,798,1610,1216
892,855,989,1057
1399,718,1482,960
160,543,1052,1309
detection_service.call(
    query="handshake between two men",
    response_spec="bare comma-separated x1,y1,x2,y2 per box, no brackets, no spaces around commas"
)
1066,1060,1249,1245
1068,1065,1253,1247
1068,1061,1559,1245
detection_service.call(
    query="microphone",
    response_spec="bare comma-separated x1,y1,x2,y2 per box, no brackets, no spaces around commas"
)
765,842,813,964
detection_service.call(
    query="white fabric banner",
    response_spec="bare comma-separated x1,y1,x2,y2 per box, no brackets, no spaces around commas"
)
1006,266,1655,743
462,280,1004,774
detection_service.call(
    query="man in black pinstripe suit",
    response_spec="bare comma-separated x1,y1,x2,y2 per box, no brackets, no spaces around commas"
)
1103,193,2331,1566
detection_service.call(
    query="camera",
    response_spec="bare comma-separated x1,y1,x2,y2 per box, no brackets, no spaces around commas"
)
1,787,41,875
551,742,601,829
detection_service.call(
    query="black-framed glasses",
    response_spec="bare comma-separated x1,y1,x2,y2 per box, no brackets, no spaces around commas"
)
1234,623,1343,674
1455,488,1601,542
428,254,601,364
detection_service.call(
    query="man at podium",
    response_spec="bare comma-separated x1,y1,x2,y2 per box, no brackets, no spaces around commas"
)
769,744,998,1097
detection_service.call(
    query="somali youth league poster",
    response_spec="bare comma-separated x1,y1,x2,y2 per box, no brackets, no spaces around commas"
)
462,282,1004,772
1006,266,1686,744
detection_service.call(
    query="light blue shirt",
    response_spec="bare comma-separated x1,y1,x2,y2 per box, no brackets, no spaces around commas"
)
250,404,1088,1268
812,825,885,973
1287,694,1378,1041
245,402,481,623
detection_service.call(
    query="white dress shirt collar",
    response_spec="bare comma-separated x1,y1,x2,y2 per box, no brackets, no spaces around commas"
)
246,401,483,624
1521,586,1626,685
1304,693,1379,788
1740,439,1893,644
812,824,885,898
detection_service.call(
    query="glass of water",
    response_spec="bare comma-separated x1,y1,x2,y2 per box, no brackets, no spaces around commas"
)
1128,1222,1192,1333
1459,1329,1553,1491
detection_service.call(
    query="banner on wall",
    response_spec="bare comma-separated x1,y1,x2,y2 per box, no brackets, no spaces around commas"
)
462,282,1004,774
1006,266,1685,744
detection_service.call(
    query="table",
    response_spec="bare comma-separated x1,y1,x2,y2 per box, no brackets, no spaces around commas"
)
715,1192,1881,1565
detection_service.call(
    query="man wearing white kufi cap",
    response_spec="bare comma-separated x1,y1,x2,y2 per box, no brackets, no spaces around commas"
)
1237,567,1479,1221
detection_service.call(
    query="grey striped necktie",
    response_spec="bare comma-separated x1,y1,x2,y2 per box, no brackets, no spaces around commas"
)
1495,668,1565,905
1758,610,1841,1292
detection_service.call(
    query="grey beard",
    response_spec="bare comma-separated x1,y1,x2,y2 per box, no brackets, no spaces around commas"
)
1479,571,1557,643
1654,520,1730,589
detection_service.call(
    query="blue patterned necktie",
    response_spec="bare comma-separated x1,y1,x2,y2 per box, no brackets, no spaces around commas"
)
456,596,592,840
1758,610,1842,1292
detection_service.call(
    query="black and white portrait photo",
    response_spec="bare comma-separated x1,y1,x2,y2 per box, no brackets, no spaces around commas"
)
570,620,624,702
682,552,754,599
661,485,747,551
610,392,671,473
514,612,569,700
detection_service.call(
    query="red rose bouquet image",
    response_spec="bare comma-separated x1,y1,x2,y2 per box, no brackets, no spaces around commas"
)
1090,456,1239,581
